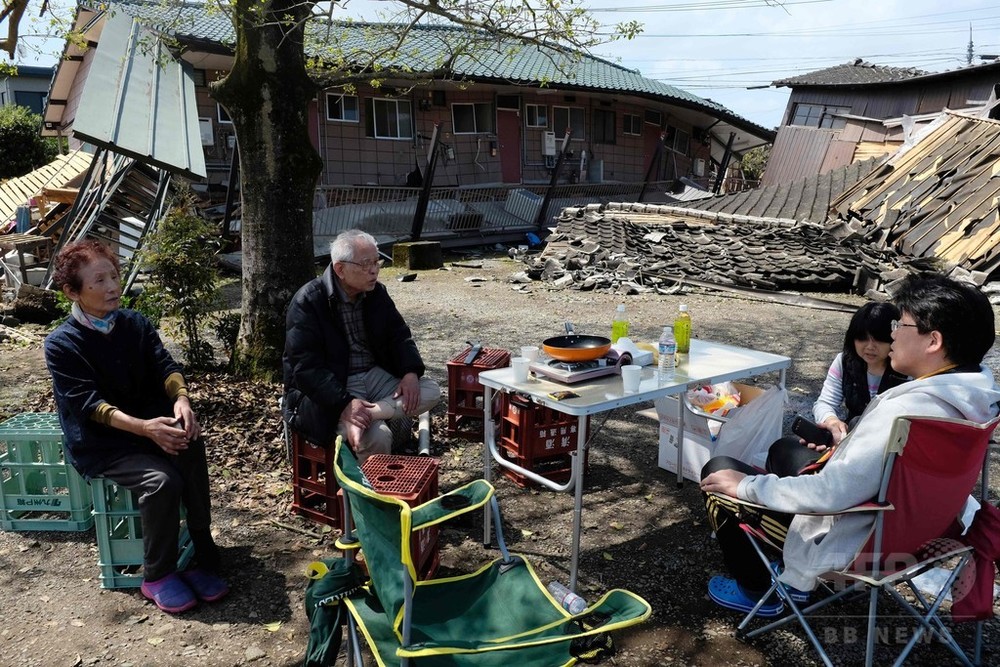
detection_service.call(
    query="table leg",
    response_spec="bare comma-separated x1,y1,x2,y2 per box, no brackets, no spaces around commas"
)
675,394,686,487
483,385,494,547
569,414,587,592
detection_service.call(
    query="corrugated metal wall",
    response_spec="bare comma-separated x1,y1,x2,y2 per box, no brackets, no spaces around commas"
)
761,126,834,186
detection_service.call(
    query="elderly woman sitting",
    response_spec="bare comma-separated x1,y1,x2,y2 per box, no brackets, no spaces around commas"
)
44,239,228,614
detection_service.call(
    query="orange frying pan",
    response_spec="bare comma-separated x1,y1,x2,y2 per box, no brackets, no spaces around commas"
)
542,324,612,362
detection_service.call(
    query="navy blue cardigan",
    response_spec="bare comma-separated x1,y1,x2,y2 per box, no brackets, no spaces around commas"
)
44,309,183,478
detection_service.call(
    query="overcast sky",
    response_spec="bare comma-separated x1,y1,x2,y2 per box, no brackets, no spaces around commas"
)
18,0,1000,130
342,0,1000,129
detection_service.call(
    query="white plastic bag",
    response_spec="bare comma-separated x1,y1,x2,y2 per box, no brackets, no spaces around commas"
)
713,385,787,467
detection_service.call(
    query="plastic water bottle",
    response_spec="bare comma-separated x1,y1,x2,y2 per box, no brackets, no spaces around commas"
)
611,303,630,343
674,304,692,354
547,580,588,614
658,325,676,380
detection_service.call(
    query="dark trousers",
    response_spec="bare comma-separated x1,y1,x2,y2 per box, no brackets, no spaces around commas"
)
98,438,219,582
701,436,823,592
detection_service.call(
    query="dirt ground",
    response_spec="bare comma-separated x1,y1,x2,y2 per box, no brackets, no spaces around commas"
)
1,250,998,667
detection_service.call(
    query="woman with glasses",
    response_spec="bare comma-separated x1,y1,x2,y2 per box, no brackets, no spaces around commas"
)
282,229,441,462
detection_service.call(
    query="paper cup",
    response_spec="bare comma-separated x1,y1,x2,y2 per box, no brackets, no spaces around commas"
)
512,357,531,383
621,364,642,393
520,345,539,362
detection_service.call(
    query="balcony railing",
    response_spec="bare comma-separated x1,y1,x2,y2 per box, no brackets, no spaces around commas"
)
311,181,676,250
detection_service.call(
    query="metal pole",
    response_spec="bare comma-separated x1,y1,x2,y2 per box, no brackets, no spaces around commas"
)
712,132,736,194
410,123,441,242
222,139,240,245
637,131,665,203
534,129,572,231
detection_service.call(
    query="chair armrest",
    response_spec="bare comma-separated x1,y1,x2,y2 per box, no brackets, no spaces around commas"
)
706,491,893,516
411,479,494,530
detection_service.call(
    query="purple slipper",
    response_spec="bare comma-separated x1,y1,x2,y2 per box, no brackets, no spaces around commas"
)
180,568,230,603
141,572,198,613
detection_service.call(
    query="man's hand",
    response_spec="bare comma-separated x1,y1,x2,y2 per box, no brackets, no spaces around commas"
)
700,469,747,497
393,373,420,414
820,417,848,446
341,398,378,447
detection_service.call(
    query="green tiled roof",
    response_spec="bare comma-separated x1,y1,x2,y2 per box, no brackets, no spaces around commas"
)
110,0,772,139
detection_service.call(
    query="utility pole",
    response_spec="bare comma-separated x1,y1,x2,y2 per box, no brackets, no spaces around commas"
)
968,24,974,65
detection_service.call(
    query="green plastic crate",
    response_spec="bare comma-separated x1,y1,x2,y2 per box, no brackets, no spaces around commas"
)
91,478,195,589
0,413,94,531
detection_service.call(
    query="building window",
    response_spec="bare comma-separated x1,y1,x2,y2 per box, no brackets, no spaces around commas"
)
672,128,690,155
623,113,642,136
790,103,850,129
452,102,494,134
326,93,359,122
525,104,547,128
593,109,615,145
13,91,45,114
644,109,663,126
553,106,585,140
365,98,413,139
217,103,232,124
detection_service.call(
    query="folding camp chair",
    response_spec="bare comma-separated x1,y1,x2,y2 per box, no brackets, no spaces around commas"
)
318,437,651,667
710,415,1000,667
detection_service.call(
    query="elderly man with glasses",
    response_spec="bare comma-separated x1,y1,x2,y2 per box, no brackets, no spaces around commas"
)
283,229,441,462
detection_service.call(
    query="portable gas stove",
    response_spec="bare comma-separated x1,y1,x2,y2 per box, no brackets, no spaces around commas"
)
529,357,620,384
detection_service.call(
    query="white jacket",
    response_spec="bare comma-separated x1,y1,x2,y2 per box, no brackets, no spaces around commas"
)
737,366,1000,591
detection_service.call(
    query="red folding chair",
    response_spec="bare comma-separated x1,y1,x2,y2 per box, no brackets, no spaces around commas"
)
711,415,1000,667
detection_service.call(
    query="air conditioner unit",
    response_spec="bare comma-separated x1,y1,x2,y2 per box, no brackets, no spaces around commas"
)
542,131,557,156
693,158,706,177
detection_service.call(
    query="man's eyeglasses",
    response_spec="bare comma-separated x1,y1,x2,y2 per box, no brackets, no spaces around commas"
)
890,320,919,332
342,258,385,271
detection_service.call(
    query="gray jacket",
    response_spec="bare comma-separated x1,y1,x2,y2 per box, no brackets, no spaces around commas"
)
739,366,1000,591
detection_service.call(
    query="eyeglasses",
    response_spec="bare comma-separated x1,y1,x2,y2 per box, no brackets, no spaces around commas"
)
890,320,919,332
341,258,384,271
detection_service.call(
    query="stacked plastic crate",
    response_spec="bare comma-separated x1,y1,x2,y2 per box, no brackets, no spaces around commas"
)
290,430,343,529
0,413,93,532
497,394,590,487
90,478,195,589
362,454,440,579
445,346,510,439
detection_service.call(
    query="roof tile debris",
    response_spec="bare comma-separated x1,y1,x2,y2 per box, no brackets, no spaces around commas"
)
828,112,1000,282
773,59,930,88
523,202,899,293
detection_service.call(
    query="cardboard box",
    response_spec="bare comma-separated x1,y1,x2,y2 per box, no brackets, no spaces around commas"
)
654,382,770,482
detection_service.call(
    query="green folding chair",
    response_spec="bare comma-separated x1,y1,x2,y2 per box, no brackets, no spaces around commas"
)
311,437,651,666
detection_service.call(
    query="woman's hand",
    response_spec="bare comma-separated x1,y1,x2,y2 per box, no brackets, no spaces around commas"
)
143,416,191,455
173,395,201,441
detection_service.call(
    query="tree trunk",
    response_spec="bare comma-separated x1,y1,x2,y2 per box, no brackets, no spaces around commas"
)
212,0,323,380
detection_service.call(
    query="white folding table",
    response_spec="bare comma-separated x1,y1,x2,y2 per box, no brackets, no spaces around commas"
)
478,338,791,590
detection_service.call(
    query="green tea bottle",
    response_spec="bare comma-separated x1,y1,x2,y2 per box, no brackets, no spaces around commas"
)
674,304,691,354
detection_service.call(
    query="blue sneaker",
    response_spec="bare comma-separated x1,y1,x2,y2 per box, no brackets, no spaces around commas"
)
768,561,810,603
708,576,784,618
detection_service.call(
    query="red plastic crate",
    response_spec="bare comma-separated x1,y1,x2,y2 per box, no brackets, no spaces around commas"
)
499,394,590,459
498,447,589,488
446,347,510,439
497,394,590,487
290,431,343,529
362,454,440,579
